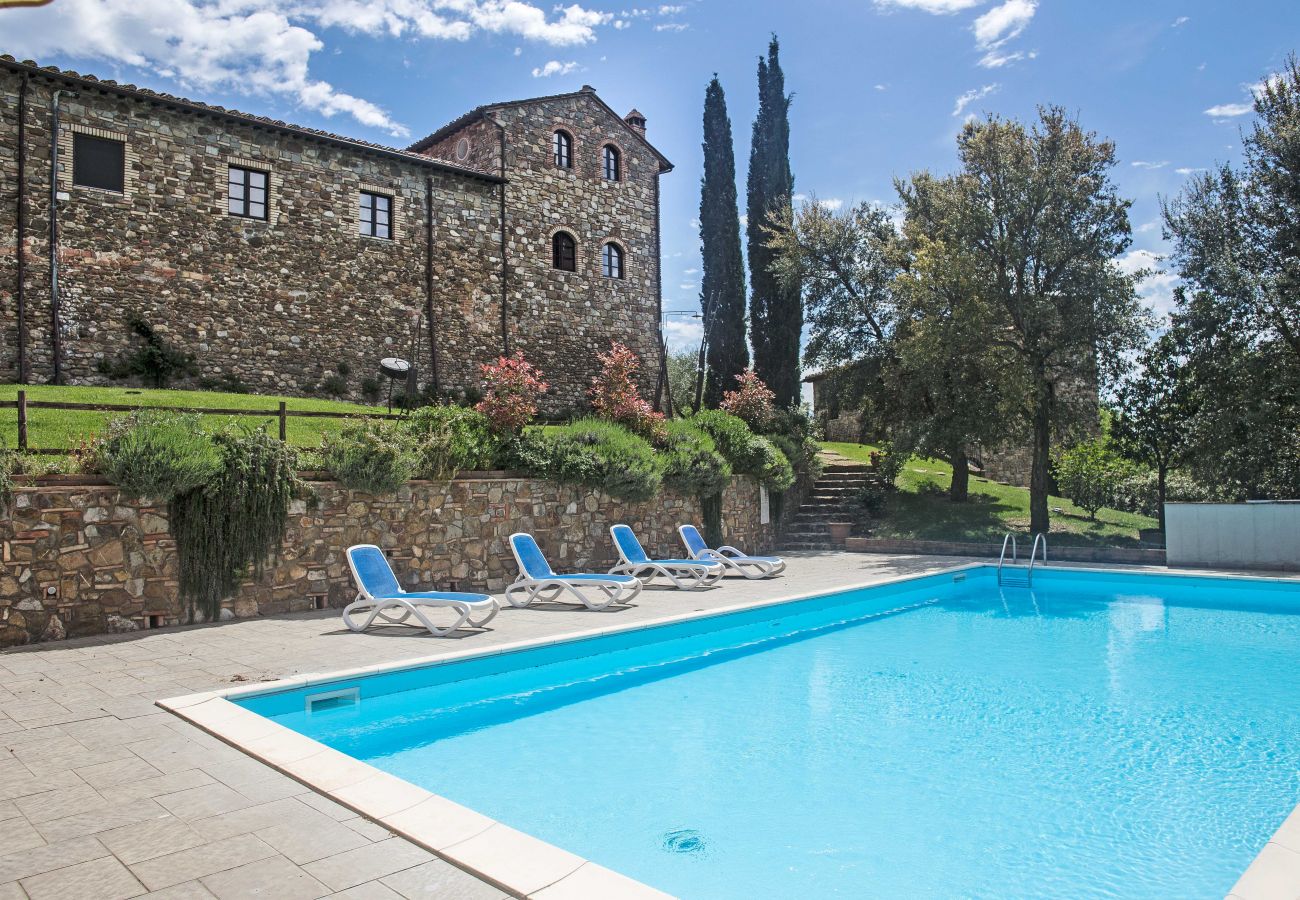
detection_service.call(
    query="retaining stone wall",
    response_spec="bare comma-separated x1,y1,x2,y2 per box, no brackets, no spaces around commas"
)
0,475,771,646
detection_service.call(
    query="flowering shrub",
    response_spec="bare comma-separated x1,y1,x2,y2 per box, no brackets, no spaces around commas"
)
720,369,777,431
588,342,666,441
476,352,548,434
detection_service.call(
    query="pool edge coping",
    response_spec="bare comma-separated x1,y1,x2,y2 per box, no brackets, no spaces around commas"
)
155,561,1300,900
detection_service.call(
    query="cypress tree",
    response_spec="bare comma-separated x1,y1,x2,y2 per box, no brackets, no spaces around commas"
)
746,35,802,408
699,76,748,407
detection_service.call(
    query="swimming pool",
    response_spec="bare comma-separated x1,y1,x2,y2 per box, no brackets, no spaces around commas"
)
230,566,1300,898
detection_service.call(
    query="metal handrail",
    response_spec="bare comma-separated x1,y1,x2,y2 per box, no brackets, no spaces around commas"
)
1027,533,1048,580
998,533,1018,581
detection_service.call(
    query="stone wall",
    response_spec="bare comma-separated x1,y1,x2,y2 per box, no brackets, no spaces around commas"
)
0,475,772,646
421,91,665,409
0,64,667,412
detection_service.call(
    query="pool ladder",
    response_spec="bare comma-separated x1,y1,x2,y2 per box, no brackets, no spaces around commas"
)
998,533,1047,586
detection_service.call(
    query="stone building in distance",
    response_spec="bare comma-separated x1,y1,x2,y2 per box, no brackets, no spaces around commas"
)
0,56,672,410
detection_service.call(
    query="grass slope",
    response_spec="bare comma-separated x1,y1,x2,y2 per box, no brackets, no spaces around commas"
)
821,441,1157,548
1,384,388,451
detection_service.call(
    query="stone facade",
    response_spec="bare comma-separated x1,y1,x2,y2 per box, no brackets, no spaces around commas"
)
414,88,670,409
0,59,670,411
0,475,771,647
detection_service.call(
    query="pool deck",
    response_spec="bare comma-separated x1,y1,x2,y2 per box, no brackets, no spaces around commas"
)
0,551,1297,898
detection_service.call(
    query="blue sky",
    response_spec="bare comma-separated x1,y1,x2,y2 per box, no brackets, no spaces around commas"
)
6,0,1299,352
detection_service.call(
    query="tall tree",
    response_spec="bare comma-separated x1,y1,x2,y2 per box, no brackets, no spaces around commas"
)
746,35,802,408
699,76,748,407
903,108,1148,534
1161,55,1300,498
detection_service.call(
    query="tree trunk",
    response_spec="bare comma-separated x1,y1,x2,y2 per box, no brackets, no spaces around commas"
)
949,448,969,502
1156,464,1168,534
1029,375,1052,536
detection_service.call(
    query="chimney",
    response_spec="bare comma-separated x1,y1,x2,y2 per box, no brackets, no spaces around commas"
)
624,108,647,136
580,84,597,94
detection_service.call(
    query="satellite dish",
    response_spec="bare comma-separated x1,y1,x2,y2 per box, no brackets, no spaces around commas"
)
379,357,411,380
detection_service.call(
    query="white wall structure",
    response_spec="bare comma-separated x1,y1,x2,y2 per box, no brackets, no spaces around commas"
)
1165,502,1300,570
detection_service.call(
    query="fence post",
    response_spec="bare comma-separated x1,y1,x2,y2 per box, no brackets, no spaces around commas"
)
278,401,287,442
17,390,27,452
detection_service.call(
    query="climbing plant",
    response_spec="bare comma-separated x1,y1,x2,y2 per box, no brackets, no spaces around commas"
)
99,312,198,388
169,427,302,623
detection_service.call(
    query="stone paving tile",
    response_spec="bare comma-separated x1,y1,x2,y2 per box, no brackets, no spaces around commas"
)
138,881,218,899
127,833,277,892
0,882,25,900
303,838,438,892
34,798,169,843
380,860,511,899
155,783,260,822
199,853,328,900
14,784,107,825
0,835,108,885
254,810,373,865
74,755,166,791
0,811,46,853
327,881,406,899
99,769,216,806
19,854,146,900
98,815,208,865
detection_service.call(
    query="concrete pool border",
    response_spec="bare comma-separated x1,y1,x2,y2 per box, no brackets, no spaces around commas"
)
155,562,1300,899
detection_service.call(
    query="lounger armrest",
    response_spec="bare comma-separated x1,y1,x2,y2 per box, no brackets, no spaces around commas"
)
717,546,746,557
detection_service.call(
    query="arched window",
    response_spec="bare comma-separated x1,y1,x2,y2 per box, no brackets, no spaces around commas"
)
601,242,624,279
552,231,577,272
602,144,621,181
553,131,573,169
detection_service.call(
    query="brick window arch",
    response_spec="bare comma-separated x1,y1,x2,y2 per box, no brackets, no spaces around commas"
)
552,231,577,272
602,144,621,181
553,130,573,169
601,241,625,279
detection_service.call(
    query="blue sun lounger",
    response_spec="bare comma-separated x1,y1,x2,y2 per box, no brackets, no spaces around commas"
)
678,523,787,579
608,524,724,590
344,544,498,636
506,533,642,610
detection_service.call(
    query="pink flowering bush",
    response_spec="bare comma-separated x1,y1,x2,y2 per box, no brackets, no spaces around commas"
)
588,342,666,441
476,351,548,435
719,369,777,431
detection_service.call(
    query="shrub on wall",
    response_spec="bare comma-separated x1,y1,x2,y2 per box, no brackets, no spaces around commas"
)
476,352,548,435
589,342,667,441
90,411,219,501
536,418,662,501
404,405,501,479
98,312,198,389
720,368,777,432
692,409,794,491
321,420,417,493
659,419,732,497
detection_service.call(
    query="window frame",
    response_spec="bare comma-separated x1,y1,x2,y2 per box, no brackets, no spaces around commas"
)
72,133,126,194
601,242,625,279
358,189,394,240
227,165,270,221
552,231,577,272
553,130,573,170
602,144,621,182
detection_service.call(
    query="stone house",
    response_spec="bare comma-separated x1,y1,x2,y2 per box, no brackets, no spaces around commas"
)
0,56,672,410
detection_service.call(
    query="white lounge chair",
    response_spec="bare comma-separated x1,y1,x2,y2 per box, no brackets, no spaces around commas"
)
344,544,499,636
678,524,786,579
505,533,642,610
608,524,724,590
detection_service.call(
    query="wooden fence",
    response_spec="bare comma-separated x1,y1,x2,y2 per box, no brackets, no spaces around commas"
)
1,390,403,454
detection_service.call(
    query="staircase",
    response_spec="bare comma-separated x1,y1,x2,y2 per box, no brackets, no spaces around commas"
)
780,455,877,550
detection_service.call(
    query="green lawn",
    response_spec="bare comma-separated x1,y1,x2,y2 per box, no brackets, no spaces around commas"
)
821,441,1157,548
2,384,389,453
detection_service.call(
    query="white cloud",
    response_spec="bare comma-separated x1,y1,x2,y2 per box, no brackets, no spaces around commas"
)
2,0,618,135
531,59,579,77
953,83,999,116
973,0,1035,49
653,22,688,31
657,4,684,13
1118,249,1179,316
1175,167,1207,176
874,83,888,91
1131,160,1169,170
818,198,845,211
873,0,984,13
1135,220,1159,234
1205,101,1254,118
683,267,699,275
1171,15,1189,27
663,318,704,351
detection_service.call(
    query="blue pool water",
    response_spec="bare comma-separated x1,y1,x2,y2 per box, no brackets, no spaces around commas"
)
240,567,1300,898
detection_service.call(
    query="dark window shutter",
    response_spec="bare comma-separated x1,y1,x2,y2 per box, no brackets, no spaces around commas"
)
73,134,125,193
